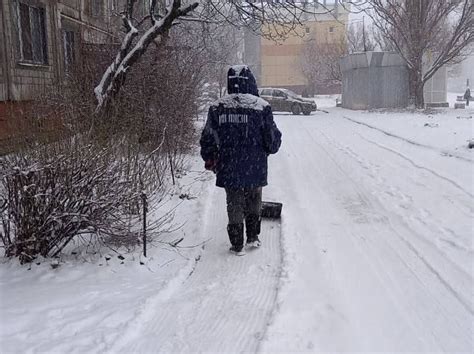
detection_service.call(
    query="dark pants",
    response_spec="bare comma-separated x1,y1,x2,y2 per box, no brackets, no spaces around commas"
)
225,187,262,246
225,187,262,224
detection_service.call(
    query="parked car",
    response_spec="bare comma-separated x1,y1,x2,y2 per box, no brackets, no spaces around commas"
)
259,88,317,115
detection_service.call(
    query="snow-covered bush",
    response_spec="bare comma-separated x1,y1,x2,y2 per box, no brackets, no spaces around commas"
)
0,136,170,263
0,14,246,262
0,39,203,263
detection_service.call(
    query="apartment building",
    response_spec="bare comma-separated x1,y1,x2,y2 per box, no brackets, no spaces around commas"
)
0,0,125,141
0,0,122,102
245,2,349,95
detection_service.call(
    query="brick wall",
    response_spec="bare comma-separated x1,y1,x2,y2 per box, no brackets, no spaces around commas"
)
0,101,23,142
0,100,65,154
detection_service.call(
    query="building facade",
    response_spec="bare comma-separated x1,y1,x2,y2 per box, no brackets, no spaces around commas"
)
0,0,121,102
340,52,410,110
245,2,349,95
0,0,124,142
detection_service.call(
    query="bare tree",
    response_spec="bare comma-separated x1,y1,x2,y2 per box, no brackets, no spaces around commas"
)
356,0,474,108
94,0,352,115
300,38,348,93
299,21,377,94
94,0,199,115
346,21,376,53
199,23,243,99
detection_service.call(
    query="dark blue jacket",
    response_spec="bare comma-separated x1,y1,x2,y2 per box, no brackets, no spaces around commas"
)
200,66,282,189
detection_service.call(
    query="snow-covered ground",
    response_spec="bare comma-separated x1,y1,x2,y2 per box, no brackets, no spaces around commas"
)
1,98,473,353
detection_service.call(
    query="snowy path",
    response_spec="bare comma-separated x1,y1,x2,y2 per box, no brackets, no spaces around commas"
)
108,188,282,353
1,107,472,353
0,172,282,354
262,111,473,352
112,109,472,353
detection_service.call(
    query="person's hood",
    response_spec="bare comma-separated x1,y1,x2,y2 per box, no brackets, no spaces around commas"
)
227,65,259,96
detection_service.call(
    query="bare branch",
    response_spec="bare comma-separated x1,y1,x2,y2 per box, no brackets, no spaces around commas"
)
358,0,474,107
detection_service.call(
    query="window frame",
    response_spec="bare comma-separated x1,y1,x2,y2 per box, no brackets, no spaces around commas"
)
16,0,48,66
62,29,76,73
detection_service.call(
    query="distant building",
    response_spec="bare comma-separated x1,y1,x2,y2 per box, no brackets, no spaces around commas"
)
244,2,349,95
340,52,410,110
340,51,449,110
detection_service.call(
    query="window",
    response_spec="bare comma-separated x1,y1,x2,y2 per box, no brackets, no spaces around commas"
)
89,0,104,17
261,89,273,96
18,2,48,64
329,26,334,33
63,30,75,72
305,27,310,34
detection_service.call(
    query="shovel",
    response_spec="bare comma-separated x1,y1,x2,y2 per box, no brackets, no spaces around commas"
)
261,201,282,219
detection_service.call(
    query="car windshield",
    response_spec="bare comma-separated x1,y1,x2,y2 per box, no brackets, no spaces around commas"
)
279,89,299,99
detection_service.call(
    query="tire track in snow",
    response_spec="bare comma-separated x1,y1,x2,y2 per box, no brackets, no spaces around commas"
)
109,187,282,353
342,115,474,163
327,129,473,229
261,122,370,352
263,116,442,351
318,125,473,251
313,125,473,312
359,135,474,199
295,116,472,350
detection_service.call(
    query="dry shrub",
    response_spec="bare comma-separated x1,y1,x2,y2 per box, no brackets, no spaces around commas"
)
0,138,162,263
0,32,206,263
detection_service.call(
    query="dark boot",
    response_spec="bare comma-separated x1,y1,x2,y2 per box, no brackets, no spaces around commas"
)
227,223,245,255
245,214,261,247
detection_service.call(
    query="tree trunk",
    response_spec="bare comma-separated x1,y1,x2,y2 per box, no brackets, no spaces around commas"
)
409,63,425,109
414,81,425,109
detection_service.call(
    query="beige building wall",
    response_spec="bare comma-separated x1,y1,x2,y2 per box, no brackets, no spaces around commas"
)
260,11,348,93
261,43,306,87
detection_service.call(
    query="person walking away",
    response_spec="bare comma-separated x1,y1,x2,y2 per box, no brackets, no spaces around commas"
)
464,87,471,106
200,65,282,256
